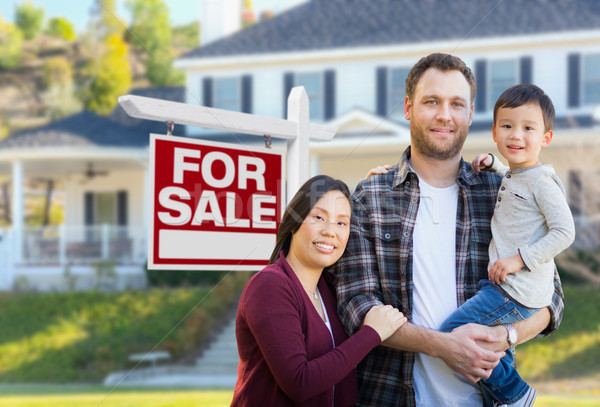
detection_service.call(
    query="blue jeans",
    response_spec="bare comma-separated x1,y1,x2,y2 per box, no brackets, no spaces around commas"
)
439,280,540,405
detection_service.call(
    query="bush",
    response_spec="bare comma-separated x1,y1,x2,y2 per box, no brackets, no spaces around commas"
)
145,266,231,287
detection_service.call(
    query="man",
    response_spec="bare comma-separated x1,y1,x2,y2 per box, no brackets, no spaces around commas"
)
334,53,564,406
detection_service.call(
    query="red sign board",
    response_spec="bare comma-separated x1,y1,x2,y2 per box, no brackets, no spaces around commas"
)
148,134,284,270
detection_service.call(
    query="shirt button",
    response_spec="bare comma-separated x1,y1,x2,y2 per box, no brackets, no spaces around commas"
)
506,174,511,178
411,198,417,203
384,233,391,240
501,186,505,190
406,181,411,187
403,232,410,238
498,197,502,201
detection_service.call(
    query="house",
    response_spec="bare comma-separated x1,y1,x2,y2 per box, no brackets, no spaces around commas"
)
0,87,185,291
2,0,600,290
175,0,600,248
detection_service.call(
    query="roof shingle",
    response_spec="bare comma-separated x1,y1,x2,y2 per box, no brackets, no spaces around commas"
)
180,0,600,59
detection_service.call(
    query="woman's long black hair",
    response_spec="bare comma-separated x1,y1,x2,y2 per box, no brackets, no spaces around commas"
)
268,175,351,264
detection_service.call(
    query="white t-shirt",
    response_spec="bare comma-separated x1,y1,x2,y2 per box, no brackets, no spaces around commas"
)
411,179,482,406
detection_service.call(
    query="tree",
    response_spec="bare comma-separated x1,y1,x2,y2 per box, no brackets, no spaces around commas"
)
0,16,24,69
41,57,82,119
84,34,132,115
15,1,44,40
89,0,124,40
46,17,76,41
127,0,183,86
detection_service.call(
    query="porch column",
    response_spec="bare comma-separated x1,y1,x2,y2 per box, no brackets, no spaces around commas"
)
143,162,150,262
12,161,24,263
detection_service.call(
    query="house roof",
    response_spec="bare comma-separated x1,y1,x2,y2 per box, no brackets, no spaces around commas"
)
0,87,186,150
180,0,600,60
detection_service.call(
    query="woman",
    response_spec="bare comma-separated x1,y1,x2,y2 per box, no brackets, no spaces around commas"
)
231,175,406,406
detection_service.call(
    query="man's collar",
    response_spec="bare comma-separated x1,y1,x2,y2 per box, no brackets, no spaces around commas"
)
395,145,483,188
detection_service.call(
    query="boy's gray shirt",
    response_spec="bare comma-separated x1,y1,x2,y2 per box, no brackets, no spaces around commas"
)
489,164,575,308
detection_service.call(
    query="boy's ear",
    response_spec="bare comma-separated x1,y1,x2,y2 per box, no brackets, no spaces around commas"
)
492,125,497,143
542,130,553,147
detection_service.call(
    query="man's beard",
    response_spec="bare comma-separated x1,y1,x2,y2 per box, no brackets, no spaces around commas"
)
410,121,468,161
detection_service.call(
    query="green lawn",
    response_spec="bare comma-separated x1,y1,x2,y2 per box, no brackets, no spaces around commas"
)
0,386,598,407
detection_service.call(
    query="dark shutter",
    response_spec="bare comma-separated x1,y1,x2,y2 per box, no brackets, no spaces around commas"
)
520,56,533,84
568,53,581,108
283,72,294,117
84,192,94,225
202,77,213,107
241,75,252,113
117,190,128,226
474,60,487,112
376,67,388,117
324,70,336,120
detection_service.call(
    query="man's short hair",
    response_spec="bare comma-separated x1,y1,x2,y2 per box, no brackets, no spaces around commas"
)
405,53,477,104
493,84,555,132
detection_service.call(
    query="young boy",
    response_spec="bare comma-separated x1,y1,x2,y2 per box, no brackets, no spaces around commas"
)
439,84,576,407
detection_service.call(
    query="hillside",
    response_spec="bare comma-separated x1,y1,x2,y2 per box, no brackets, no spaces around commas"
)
0,272,250,383
0,22,198,139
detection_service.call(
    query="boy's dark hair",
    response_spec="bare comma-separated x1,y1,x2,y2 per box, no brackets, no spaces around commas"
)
493,84,555,132
405,53,477,104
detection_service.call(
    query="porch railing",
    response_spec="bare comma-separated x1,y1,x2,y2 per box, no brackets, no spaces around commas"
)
20,225,146,266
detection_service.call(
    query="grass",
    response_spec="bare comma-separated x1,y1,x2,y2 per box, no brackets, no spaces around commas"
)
0,386,232,407
517,285,600,383
0,272,250,383
0,386,597,407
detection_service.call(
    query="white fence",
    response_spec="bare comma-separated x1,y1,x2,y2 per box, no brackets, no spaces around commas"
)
19,225,146,266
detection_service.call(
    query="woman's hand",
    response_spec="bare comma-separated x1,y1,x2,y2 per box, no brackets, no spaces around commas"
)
364,164,392,180
363,304,407,342
471,154,492,173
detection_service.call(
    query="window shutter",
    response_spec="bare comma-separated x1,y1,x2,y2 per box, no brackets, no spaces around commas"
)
474,60,487,112
520,56,533,84
84,192,94,225
241,75,253,114
117,190,128,226
324,70,336,120
283,72,294,117
376,67,388,117
202,77,213,107
568,53,581,108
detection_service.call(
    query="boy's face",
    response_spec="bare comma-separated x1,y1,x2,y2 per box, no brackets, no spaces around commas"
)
492,103,553,170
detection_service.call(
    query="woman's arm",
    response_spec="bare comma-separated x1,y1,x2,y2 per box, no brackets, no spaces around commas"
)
243,272,381,402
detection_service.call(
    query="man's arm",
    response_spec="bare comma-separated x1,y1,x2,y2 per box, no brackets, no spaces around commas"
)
382,322,505,383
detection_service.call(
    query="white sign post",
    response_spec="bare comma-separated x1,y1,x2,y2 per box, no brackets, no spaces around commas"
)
118,87,337,270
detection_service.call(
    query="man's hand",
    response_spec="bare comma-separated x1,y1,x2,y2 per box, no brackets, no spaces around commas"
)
438,324,506,383
488,254,525,284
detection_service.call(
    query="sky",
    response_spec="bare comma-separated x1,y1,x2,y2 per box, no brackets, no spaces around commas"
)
0,0,308,32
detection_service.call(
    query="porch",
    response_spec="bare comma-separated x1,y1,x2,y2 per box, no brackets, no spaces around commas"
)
0,225,147,291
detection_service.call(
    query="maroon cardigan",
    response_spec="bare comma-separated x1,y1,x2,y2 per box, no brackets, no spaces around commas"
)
231,252,381,406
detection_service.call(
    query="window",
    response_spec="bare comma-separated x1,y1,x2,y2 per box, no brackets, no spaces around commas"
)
95,192,117,225
389,67,410,119
583,54,600,106
296,72,323,121
214,77,241,111
489,60,518,107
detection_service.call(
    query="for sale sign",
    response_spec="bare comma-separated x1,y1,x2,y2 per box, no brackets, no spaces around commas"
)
148,134,284,270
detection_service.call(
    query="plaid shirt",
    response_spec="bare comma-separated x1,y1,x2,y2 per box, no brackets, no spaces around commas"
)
334,147,565,407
